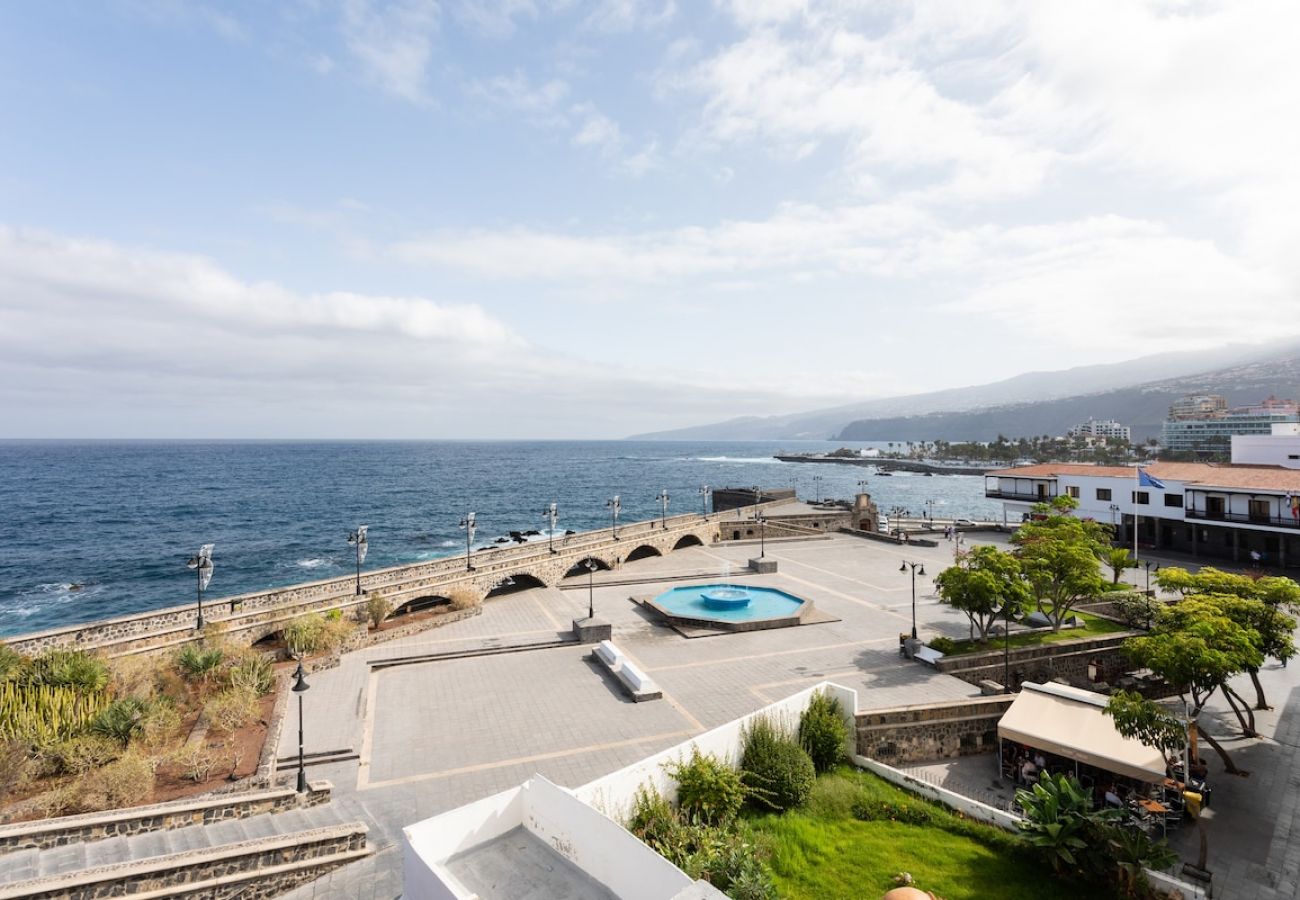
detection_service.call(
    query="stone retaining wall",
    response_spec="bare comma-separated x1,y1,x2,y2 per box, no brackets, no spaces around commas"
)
936,633,1136,692
855,696,1014,764
0,783,330,852
0,822,366,900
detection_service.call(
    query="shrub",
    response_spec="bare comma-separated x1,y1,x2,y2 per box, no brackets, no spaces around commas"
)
628,786,683,852
176,645,224,683
798,691,847,773
668,749,746,827
173,744,217,783
852,797,935,826
366,592,393,629
448,589,482,611
283,613,352,657
73,752,155,812
927,635,958,654
107,654,161,701
740,716,815,812
0,739,33,796
227,655,274,696
1111,592,1161,630
0,681,110,743
92,697,151,745
205,687,261,735
27,650,110,692
0,643,25,681
47,733,121,775
135,701,183,755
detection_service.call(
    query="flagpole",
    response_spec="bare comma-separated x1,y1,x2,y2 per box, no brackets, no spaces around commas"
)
1133,467,1140,564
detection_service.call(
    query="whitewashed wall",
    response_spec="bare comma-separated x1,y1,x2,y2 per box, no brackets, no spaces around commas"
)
402,784,524,900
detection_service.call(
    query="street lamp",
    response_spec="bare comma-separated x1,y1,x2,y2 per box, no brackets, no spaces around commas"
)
543,503,559,554
346,526,368,595
900,560,925,640
583,558,598,619
606,495,621,539
185,544,214,631
1109,503,1121,533
458,512,476,572
292,658,310,793
954,533,966,562
857,479,869,494
655,489,670,528
813,475,823,503
1142,560,1159,594
998,601,1015,694
924,499,935,522
698,484,711,519
756,515,767,558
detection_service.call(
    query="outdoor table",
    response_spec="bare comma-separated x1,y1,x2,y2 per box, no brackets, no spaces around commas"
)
1136,799,1168,815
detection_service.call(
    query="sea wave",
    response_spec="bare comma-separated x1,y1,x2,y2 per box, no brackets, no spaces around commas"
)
693,456,783,464
296,558,332,570
6,582,102,618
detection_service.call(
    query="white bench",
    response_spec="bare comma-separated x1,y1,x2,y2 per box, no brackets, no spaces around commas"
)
590,641,662,702
913,645,945,666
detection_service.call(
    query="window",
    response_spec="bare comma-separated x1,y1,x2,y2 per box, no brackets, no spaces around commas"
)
1067,486,1080,498
1249,500,1270,523
1096,488,1112,501
1164,493,1184,508
1132,491,1149,505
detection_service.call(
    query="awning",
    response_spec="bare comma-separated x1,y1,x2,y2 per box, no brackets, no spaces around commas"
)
998,682,1167,784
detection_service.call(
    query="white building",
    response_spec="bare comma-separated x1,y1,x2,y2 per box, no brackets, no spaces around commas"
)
985,427,1300,568
1068,419,1131,442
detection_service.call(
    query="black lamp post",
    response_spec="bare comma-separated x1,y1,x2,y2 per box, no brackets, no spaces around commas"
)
346,526,368,595
813,475,823,502
857,479,869,494
900,560,925,640
292,658,310,793
999,601,1015,694
698,484,711,519
607,496,621,539
186,544,214,631
583,558,598,619
459,512,476,572
1142,560,1159,594
543,503,558,554
655,489,670,528
756,515,767,558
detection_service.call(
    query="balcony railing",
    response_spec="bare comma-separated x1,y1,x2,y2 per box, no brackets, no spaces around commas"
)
985,489,1057,502
1186,509,1300,530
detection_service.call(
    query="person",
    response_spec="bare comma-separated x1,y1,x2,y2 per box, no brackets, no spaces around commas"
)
1104,784,1122,807
1033,751,1046,770
1020,758,1038,784
1251,548,1262,569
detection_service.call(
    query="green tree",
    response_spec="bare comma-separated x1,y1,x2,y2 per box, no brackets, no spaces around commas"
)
1012,496,1107,631
1099,548,1136,585
1015,772,1117,876
934,546,1031,644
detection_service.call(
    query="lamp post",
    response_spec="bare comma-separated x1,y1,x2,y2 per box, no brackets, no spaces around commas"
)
583,559,598,619
458,512,476,572
954,533,966,562
813,475,823,503
1142,560,1159,594
292,658,310,793
857,479,869,495
543,503,558,554
899,560,925,640
655,489,670,528
346,526,368,595
999,601,1015,694
698,484,711,519
606,496,621,539
185,544,214,631
756,515,767,558
924,499,935,523
1109,503,1121,534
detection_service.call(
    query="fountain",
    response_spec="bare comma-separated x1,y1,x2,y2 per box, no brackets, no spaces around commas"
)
700,586,752,609
644,583,810,632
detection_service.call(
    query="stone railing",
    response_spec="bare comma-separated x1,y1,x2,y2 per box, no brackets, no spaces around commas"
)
935,633,1140,693
4,504,780,660
855,696,1015,764
0,782,331,852
0,822,366,900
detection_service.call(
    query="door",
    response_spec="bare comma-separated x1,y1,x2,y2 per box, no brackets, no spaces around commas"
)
1206,496,1225,519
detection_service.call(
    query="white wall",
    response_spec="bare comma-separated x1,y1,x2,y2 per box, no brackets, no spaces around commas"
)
851,755,1022,831
402,785,524,900
574,681,858,825
1232,432,1300,468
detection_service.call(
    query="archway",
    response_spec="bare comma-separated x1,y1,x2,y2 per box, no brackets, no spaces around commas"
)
673,534,704,550
486,573,547,598
625,544,663,562
393,594,451,616
564,557,612,578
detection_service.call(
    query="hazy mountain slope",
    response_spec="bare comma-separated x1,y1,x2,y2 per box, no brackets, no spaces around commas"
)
630,339,1300,440
836,353,1300,442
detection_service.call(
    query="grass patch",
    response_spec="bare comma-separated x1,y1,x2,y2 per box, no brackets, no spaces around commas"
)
942,610,1126,656
747,768,1108,900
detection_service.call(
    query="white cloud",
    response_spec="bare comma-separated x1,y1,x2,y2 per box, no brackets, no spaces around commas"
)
584,0,675,32
470,70,570,121
451,0,539,37
341,0,441,103
570,102,624,151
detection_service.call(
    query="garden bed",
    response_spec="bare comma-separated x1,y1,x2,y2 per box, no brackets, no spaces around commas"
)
937,610,1127,656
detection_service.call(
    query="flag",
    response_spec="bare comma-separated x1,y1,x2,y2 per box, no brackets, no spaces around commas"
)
1137,468,1166,490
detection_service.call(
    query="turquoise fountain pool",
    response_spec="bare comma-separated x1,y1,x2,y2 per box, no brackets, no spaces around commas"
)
646,583,807,630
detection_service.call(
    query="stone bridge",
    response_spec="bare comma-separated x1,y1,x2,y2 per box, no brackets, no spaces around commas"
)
5,505,776,660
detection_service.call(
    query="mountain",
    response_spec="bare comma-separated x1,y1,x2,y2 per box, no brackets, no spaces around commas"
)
630,339,1300,441
836,351,1300,442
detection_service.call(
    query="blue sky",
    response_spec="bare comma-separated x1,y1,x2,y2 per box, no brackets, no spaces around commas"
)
2,1,1297,438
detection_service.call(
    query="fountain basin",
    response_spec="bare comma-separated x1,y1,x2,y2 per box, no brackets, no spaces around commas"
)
644,584,810,632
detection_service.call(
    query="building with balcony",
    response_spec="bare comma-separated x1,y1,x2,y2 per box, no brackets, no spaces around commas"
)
1161,394,1300,454
1067,418,1131,442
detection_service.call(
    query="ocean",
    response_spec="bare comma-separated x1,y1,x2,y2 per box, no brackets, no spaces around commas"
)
0,440,1002,637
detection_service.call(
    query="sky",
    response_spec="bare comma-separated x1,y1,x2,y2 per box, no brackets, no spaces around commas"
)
1,0,1298,439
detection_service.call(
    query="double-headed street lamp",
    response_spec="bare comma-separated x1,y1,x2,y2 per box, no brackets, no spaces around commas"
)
291,658,310,792
1109,503,1121,532
900,560,925,640
1141,560,1160,594
543,503,559,554
698,484,712,519
756,515,767,558
655,489,670,528
813,475,824,503
346,526,368,595
857,479,869,494
458,512,476,572
607,495,621,539
583,558,599,619
186,544,215,631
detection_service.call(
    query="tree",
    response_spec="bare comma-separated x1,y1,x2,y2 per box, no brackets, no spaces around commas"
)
1104,690,1187,757
1012,496,1107,631
1099,548,1136,585
934,546,1030,644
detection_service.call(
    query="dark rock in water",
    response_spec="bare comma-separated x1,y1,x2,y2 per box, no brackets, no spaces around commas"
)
565,529,576,535
68,583,84,592
494,537,510,544
509,531,524,540
522,529,540,537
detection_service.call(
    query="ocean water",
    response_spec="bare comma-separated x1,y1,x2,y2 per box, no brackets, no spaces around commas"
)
0,440,1001,637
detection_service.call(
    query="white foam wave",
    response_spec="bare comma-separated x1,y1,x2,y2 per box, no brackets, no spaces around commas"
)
694,456,783,464
296,558,331,570
438,539,459,548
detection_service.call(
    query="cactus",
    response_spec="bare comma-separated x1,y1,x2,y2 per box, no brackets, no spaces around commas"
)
0,681,110,744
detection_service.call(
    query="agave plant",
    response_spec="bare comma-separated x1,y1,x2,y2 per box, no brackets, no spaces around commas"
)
91,697,151,746
28,650,110,692
176,645,225,683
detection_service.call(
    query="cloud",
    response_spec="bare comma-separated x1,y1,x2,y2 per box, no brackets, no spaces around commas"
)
570,102,624,152
451,0,539,37
341,0,441,103
584,0,676,32
470,70,571,122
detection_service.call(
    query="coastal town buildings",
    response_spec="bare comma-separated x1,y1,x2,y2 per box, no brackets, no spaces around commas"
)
1161,394,1300,454
1067,418,1131,442
986,425,1300,568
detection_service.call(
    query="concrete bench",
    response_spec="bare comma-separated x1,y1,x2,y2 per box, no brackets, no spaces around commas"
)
590,641,662,703
913,645,945,666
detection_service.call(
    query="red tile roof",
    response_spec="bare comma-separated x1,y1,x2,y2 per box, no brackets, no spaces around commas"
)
988,462,1300,492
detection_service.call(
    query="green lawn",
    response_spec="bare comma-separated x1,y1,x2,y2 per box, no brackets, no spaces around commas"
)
746,768,1109,900
942,610,1127,656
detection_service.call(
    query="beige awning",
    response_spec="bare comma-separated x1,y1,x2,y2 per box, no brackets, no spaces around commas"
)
998,682,1167,784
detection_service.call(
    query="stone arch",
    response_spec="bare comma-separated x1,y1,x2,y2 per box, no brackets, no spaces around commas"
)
392,594,452,616
486,572,547,598
672,534,704,550
564,557,612,578
625,544,663,562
